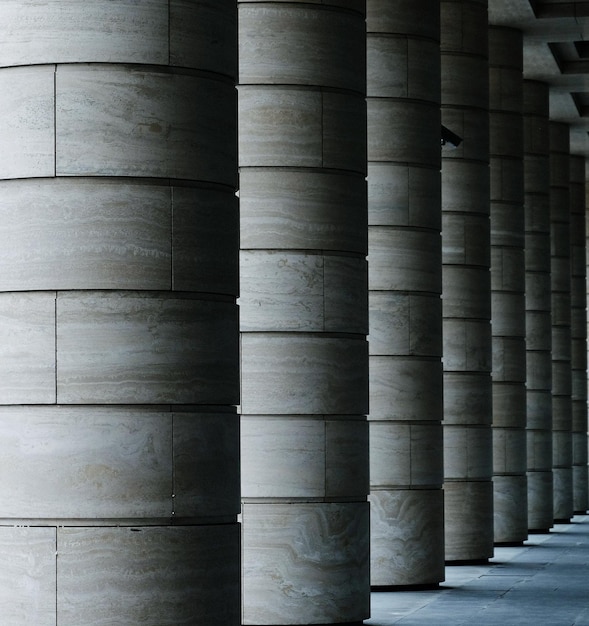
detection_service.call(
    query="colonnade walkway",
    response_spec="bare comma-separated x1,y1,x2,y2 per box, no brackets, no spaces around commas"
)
367,514,589,625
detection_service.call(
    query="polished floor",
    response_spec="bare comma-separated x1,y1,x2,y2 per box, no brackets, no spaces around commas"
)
366,514,589,625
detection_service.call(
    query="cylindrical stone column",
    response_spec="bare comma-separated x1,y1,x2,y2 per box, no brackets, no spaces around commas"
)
569,155,588,514
441,0,494,561
523,81,554,532
238,2,370,624
0,3,240,625
488,26,527,545
367,0,444,587
550,121,574,523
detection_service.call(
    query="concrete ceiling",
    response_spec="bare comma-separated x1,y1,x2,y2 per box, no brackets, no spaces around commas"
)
489,0,589,158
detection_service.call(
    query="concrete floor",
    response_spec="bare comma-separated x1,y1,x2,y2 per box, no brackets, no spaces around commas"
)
366,514,589,625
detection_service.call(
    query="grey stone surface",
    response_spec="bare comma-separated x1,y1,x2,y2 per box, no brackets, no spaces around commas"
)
242,502,370,625
57,525,240,626
0,527,56,626
56,293,239,405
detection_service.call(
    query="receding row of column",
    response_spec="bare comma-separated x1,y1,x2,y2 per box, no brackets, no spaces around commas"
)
1,2,588,625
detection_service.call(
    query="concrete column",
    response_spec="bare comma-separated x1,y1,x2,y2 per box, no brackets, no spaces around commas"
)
569,155,588,514
441,0,494,561
238,2,370,624
366,0,444,586
523,81,554,532
488,27,527,545
550,122,574,523
0,3,240,625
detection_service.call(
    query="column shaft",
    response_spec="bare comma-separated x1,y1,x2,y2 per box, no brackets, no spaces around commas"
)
550,122,574,522
489,26,527,544
570,155,588,514
441,0,494,561
0,3,240,624
524,81,554,531
367,0,444,586
238,2,370,623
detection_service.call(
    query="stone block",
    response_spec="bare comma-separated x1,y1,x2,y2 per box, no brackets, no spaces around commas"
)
442,159,490,214
369,356,443,421
241,334,368,415
370,422,443,487
56,65,236,185
444,425,493,479
492,336,527,382
240,169,367,253
444,480,494,561
239,4,364,92
527,429,552,471
367,163,441,229
325,418,369,497
442,318,492,372
0,406,172,519
369,228,441,293
443,371,492,425
0,65,55,179
0,292,56,404
240,251,367,334
527,469,553,531
442,213,490,265
56,293,238,405
242,502,369,625
171,186,239,296
442,266,491,319
367,0,440,39
173,411,240,518
57,525,240,626
369,489,444,586
0,0,168,67
0,527,56,626
368,99,440,168
0,179,172,291
170,0,237,75
492,382,527,428
493,474,528,544
323,90,366,173
239,86,322,167
493,427,527,474
369,292,442,357
241,417,326,498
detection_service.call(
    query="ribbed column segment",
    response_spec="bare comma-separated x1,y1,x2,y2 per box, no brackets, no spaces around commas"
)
569,155,588,514
488,26,527,545
441,0,494,561
367,0,444,586
0,3,240,625
549,122,573,523
238,2,370,624
523,81,554,532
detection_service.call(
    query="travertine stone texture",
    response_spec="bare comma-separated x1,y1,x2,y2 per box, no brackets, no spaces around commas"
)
0,3,240,624
441,0,494,561
369,489,445,586
238,2,369,623
57,525,240,626
367,0,444,587
569,155,588,514
523,80,554,531
550,122,574,522
489,27,527,545
242,503,369,625
0,527,56,626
